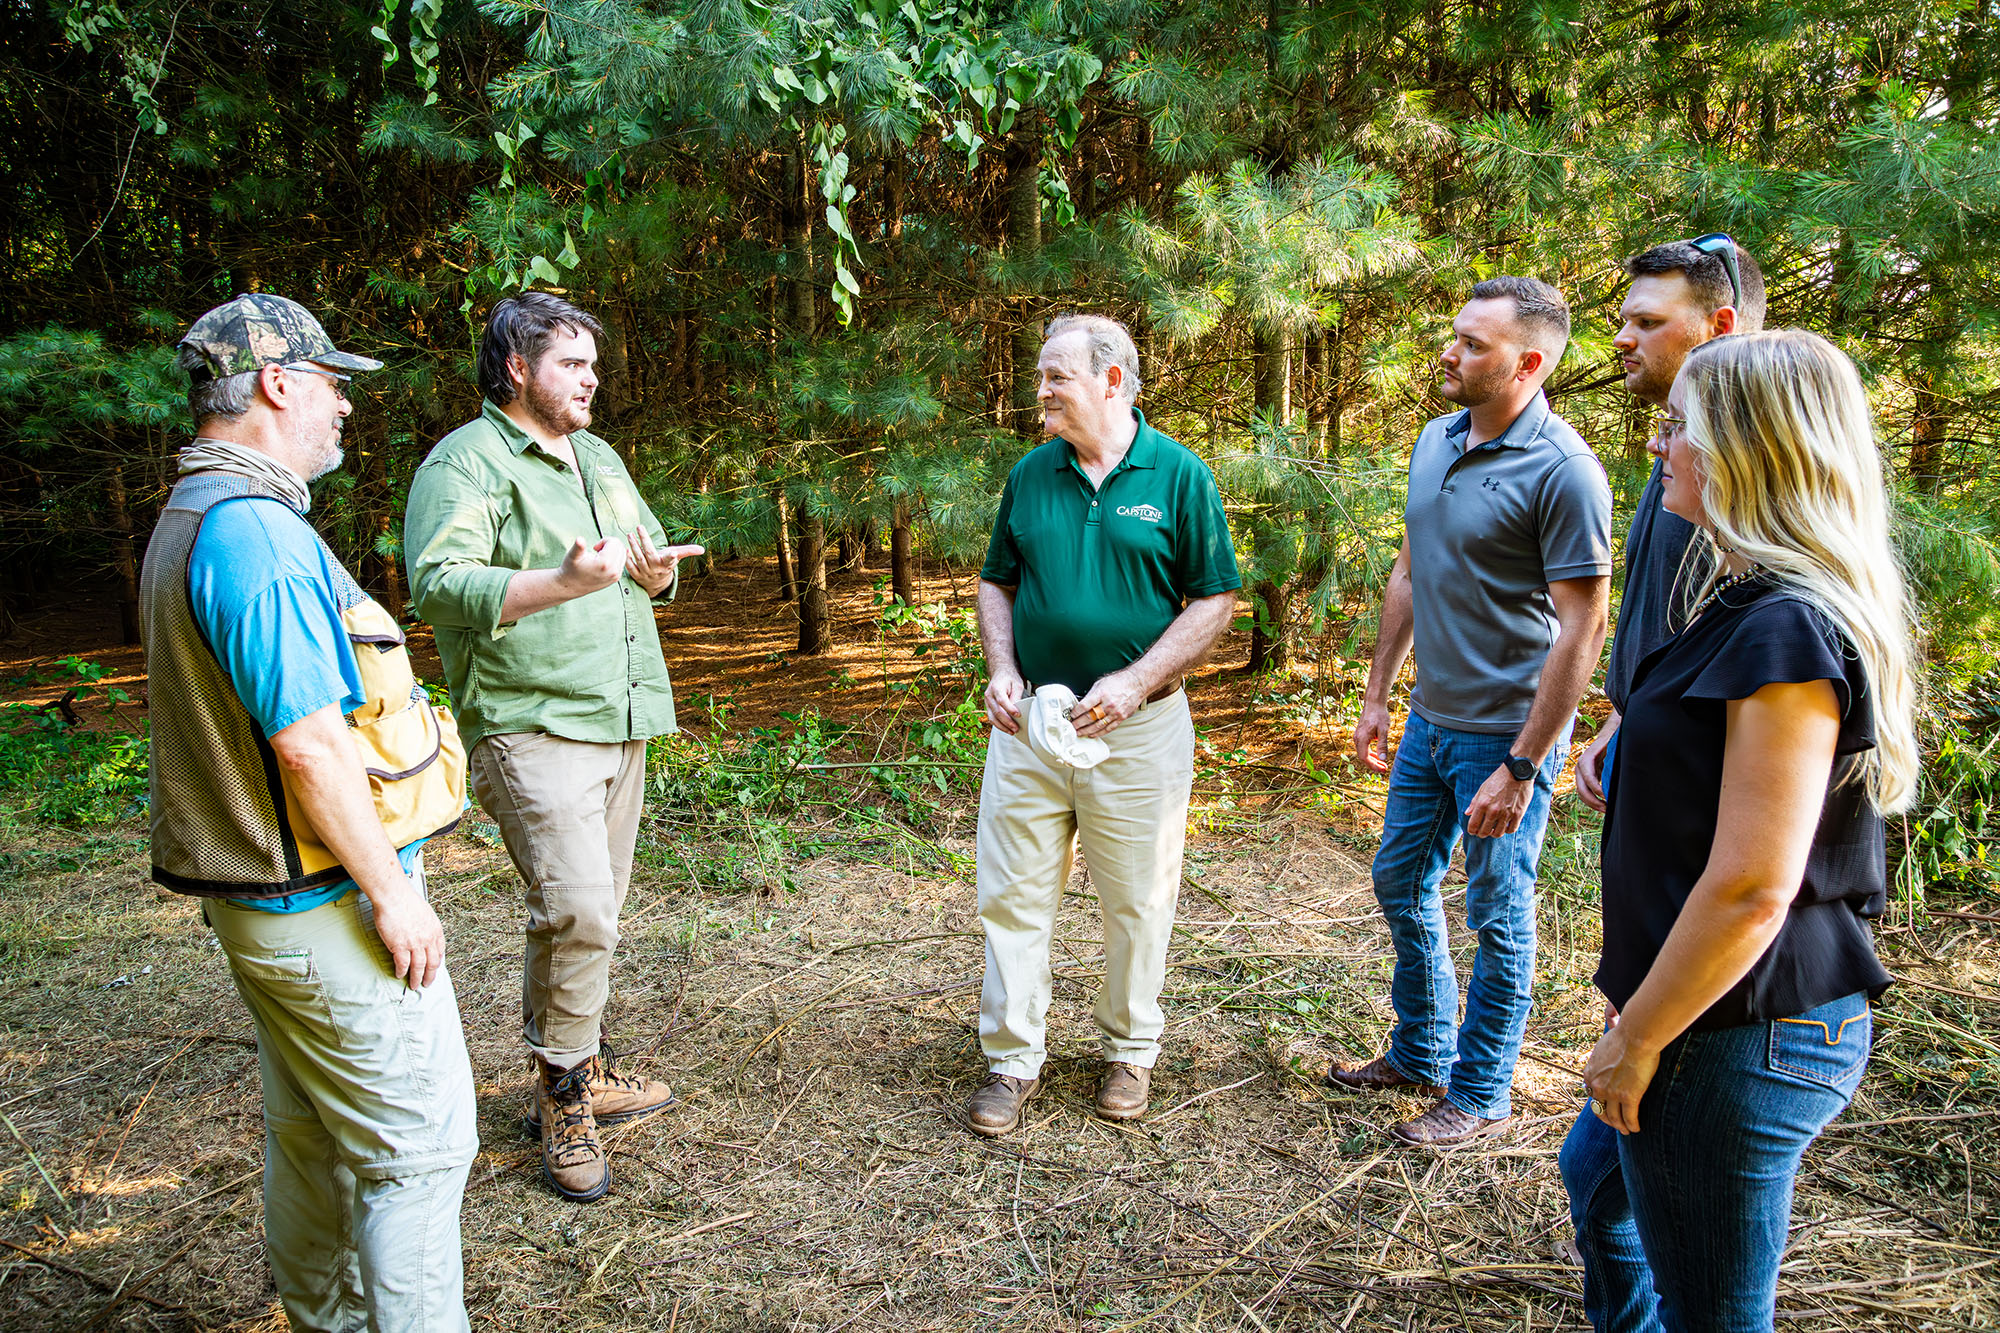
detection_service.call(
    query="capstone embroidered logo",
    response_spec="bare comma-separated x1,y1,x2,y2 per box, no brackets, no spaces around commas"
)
1117,503,1164,523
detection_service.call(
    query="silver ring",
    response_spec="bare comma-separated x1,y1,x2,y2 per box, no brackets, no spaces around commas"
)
1590,1098,1607,1117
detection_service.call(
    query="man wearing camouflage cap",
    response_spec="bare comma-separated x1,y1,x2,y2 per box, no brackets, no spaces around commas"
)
142,293,477,1331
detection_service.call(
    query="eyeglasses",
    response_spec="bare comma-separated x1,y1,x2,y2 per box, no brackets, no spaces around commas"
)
281,362,352,402
1654,412,1689,440
1683,233,1744,313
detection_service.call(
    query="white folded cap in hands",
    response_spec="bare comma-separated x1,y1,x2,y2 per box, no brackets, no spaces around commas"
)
1023,683,1110,771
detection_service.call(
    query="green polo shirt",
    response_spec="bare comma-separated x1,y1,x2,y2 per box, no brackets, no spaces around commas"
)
404,400,677,753
981,410,1241,694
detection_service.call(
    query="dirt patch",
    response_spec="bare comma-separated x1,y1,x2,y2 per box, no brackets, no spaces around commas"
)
1,792,1995,1329
2,566,1991,1330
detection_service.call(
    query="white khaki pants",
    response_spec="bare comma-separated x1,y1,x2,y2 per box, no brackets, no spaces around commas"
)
976,690,1195,1077
204,857,477,1333
469,733,648,1069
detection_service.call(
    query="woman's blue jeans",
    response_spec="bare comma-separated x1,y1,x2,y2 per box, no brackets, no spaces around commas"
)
1369,710,1569,1119
1558,992,1871,1332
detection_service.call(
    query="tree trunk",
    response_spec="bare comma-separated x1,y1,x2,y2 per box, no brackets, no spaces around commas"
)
1005,123,1043,437
795,501,830,654
1252,326,1290,423
106,465,141,646
837,527,864,573
772,484,796,600
891,499,916,606
1303,327,1328,454
1247,579,1291,672
782,144,815,337
1909,370,1948,494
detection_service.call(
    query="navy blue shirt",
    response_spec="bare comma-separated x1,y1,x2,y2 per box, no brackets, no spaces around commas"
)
1598,577,1893,1029
1604,461,1704,713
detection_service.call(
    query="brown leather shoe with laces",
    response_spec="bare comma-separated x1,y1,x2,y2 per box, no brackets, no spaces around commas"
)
1324,1055,1445,1098
535,1063,610,1202
1095,1062,1151,1120
965,1073,1039,1137
524,1045,674,1133
1390,1098,1512,1147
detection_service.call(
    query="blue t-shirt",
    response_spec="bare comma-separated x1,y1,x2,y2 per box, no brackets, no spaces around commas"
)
188,496,424,913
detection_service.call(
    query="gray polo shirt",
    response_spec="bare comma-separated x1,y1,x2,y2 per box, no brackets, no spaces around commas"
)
1404,392,1613,735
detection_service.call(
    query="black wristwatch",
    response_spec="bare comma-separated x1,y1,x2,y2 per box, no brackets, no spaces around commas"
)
1504,754,1537,782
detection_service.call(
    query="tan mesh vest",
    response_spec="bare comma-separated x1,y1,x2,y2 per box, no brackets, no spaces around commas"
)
141,471,465,899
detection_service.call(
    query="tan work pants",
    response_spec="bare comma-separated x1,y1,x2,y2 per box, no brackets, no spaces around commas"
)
204,857,477,1333
470,733,647,1068
976,690,1195,1078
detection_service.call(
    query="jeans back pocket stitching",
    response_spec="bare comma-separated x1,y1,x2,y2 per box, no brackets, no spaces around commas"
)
1769,1013,1869,1087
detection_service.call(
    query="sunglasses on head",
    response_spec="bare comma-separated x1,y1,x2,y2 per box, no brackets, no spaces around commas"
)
1683,233,1743,313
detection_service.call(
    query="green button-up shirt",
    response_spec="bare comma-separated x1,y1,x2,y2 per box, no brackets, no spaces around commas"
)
405,400,677,753
980,410,1242,694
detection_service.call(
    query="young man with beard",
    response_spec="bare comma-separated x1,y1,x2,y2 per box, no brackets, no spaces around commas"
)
406,292,701,1201
145,294,476,1328
1332,277,1612,1146
1574,235,1766,811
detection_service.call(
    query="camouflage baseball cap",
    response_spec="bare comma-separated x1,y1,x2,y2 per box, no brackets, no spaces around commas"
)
178,293,384,380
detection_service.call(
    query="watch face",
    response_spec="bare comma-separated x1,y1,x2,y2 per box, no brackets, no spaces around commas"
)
1507,756,1537,781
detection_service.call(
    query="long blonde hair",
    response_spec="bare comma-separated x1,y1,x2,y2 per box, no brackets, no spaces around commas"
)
1679,329,1919,813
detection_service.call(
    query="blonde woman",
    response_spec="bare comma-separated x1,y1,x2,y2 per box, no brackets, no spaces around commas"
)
1559,330,1918,1332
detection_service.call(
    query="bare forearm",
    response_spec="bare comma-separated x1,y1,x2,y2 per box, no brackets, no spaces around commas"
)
499,567,591,623
1364,561,1415,707
1512,615,1608,762
977,580,1021,680
1121,592,1235,694
1613,876,1790,1052
270,708,410,904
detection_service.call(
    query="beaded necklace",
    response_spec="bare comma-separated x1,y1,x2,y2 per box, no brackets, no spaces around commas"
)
1688,564,1764,624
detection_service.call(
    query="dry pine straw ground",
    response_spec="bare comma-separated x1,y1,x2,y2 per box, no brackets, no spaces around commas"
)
2,563,1998,1331
2,794,1998,1333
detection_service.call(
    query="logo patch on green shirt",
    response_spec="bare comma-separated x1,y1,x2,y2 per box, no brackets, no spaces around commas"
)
1118,503,1164,523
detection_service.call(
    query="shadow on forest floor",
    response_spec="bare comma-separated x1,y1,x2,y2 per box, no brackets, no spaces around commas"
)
1,560,1997,1330
1,797,1996,1331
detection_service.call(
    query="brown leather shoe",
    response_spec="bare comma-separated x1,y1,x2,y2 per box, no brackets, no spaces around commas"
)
965,1073,1039,1137
523,1045,674,1133
1095,1062,1151,1120
1390,1098,1512,1147
535,1063,610,1201
1324,1055,1445,1098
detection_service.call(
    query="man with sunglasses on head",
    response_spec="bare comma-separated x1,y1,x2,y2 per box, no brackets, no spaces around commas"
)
1573,235,1766,812
143,294,477,1330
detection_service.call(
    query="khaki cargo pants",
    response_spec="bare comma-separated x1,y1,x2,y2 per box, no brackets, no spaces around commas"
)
205,857,477,1333
470,732,647,1069
976,690,1196,1078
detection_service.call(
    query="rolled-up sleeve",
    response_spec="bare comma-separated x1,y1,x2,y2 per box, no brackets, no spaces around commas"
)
405,459,515,634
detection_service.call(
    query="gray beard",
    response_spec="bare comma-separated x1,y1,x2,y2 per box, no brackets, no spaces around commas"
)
306,444,344,482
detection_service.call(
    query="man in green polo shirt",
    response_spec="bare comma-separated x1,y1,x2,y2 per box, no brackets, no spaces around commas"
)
405,292,701,1202
967,313,1241,1135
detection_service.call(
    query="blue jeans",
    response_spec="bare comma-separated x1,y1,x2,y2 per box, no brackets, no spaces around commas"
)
1370,711,1568,1119
1558,992,1871,1332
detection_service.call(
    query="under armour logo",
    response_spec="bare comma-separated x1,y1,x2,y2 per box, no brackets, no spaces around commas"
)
1482,477,1501,491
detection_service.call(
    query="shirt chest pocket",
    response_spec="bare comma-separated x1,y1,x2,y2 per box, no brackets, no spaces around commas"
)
591,465,641,534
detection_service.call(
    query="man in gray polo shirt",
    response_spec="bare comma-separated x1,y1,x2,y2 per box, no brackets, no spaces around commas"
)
1334,276,1612,1146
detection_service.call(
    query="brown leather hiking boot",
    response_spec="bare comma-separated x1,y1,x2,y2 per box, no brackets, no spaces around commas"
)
535,1063,610,1202
1095,1062,1151,1120
523,1045,674,1133
965,1073,1039,1137
1324,1054,1445,1099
